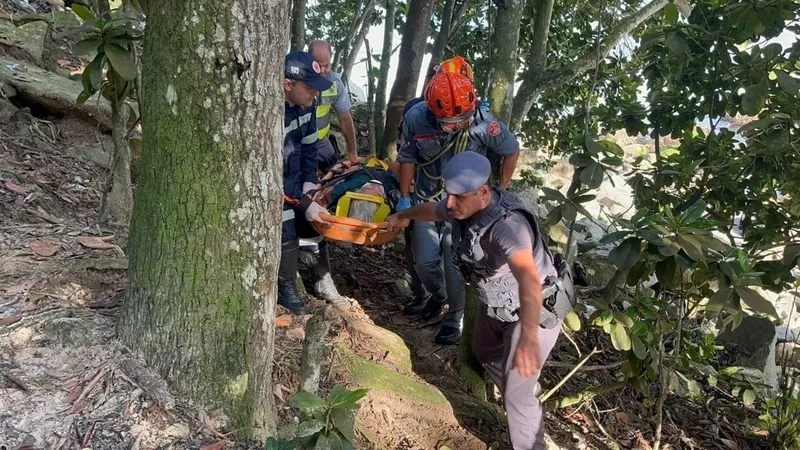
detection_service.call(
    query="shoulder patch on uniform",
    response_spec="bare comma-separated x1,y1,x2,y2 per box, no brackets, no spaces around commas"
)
488,121,501,136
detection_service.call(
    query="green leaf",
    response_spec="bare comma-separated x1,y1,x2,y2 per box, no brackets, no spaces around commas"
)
720,366,739,376
540,187,566,201
630,322,648,336
735,287,778,318
569,153,595,168
562,203,577,221
543,206,562,227
659,237,681,257
315,434,332,450
783,244,800,266
609,237,641,271
677,235,704,261
563,311,581,331
611,323,632,351
599,231,630,244
626,261,648,286
775,70,799,96
297,419,325,438
631,335,647,360
76,91,91,105
265,437,296,450
656,258,677,288
741,81,768,116
288,391,327,410
330,407,356,442
71,3,96,20
598,140,624,156
88,54,105,91
601,156,624,167
584,135,604,154
73,38,102,56
571,194,596,204
708,375,718,387
674,252,696,269
682,200,706,224
328,386,367,409
104,43,137,81
664,3,678,26
742,389,756,406
613,311,634,328
581,162,604,189
666,31,688,55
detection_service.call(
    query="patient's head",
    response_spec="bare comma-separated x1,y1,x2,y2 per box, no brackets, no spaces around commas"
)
347,181,385,222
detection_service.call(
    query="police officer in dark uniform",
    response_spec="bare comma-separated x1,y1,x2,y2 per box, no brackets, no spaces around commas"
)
387,151,575,450
281,51,341,315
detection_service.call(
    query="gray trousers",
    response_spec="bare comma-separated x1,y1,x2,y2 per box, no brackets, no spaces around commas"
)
474,303,562,450
412,219,465,329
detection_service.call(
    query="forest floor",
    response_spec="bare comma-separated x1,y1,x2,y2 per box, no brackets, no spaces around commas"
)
0,98,769,450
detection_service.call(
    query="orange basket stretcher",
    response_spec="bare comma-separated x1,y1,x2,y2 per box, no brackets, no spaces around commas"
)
311,213,398,246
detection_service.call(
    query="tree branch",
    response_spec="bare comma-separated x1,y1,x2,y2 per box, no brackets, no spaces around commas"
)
511,0,670,131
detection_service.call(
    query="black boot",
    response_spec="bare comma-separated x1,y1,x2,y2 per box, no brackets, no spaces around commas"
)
420,300,445,321
299,242,350,310
403,295,430,315
278,243,308,316
435,326,461,345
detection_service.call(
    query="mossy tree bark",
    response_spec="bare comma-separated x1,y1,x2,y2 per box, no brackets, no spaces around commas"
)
289,0,306,51
373,0,394,152
101,101,133,225
487,0,523,125
118,0,287,439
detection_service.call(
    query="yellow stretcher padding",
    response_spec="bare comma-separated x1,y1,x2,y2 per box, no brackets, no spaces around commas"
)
335,191,391,223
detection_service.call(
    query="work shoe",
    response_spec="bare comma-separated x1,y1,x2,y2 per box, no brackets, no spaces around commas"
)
435,326,461,345
299,242,350,310
278,244,309,316
403,296,429,315
420,300,445,321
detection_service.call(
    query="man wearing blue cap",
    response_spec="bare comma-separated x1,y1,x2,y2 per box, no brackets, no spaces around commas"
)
280,51,348,315
395,69,520,346
386,151,575,450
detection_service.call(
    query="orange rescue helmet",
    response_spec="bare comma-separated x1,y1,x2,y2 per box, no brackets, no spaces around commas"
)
424,71,477,125
439,56,474,80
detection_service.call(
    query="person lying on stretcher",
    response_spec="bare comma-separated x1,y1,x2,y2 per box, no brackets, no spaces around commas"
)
310,158,402,224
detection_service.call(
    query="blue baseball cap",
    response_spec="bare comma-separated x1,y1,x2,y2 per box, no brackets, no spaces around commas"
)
443,151,491,195
285,51,332,93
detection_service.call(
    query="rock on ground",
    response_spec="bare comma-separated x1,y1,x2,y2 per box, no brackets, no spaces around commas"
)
0,21,49,65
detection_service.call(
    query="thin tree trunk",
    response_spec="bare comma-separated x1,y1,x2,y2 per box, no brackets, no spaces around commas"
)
379,0,436,161
487,0,524,124
374,0,395,151
365,39,377,154
528,0,555,77
424,0,457,87
101,101,132,225
343,9,374,85
119,0,286,439
334,0,367,72
510,0,669,131
290,0,307,51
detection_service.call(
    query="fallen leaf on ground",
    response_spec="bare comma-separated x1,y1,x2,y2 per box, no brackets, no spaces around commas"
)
56,59,72,67
200,441,231,450
274,315,292,328
273,383,286,403
4,180,27,194
77,236,116,250
286,327,305,341
615,411,629,423
64,382,85,404
30,240,58,257
0,316,22,326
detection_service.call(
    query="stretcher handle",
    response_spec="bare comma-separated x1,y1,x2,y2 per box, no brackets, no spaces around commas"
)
319,213,389,230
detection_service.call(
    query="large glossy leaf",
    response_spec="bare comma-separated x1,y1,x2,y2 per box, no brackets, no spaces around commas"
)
569,153,595,168
663,3,678,26
288,391,327,410
581,162,604,189
584,135,604,154
297,419,325,438
631,335,647,360
609,237,641,271
735,287,778,318
543,206,562,227
626,261,648,286
775,70,799,95
331,408,356,441
659,237,681,257
71,3,96,20
328,385,367,409
656,258,677,288
598,140,624,156
601,156,624,167
88,54,105,90
677,235,704,261
540,187,566,201
562,203,577,221
682,200,706,224
73,38,102,56
666,31,688,55
610,323,632,351
104,43,137,81
741,80,768,116
613,311,634,328
563,311,581,331
599,230,630,244
315,434,332,450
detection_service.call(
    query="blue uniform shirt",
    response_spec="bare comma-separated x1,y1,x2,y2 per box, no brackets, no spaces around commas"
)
284,102,319,200
397,101,519,202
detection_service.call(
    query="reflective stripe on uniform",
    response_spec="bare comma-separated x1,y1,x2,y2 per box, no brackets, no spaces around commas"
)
282,208,295,222
299,236,324,246
316,80,338,139
285,111,314,137
301,133,318,145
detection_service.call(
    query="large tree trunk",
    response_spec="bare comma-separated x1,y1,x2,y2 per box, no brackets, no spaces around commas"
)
373,0,395,151
290,0,307,51
379,0,436,161
424,0,458,87
487,0,524,124
118,0,286,439
509,0,669,131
